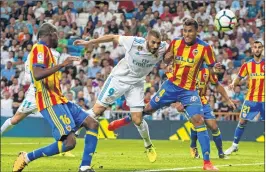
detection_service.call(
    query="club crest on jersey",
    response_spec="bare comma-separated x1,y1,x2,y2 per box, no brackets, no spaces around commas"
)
137,46,143,51
242,113,247,118
66,125,72,131
37,52,44,63
203,73,208,81
261,65,264,72
155,96,160,102
192,49,198,57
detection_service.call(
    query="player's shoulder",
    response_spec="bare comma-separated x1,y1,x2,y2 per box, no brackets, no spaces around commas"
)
171,37,183,44
132,36,145,44
32,43,49,53
196,38,210,47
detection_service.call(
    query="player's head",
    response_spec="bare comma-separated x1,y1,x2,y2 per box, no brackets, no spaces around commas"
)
146,30,161,54
252,40,264,58
183,18,198,45
37,23,58,48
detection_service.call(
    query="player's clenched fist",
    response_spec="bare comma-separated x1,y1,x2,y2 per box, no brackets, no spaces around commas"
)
164,51,174,64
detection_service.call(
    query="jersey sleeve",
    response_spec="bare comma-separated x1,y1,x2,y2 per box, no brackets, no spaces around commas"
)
32,45,49,68
118,36,135,51
203,45,216,67
238,63,248,78
209,73,219,85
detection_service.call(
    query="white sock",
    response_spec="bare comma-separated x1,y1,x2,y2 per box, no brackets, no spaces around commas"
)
1,118,14,135
75,128,81,136
88,108,96,118
134,119,152,148
80,166,91,170
232,143,238,147
24,153,30,164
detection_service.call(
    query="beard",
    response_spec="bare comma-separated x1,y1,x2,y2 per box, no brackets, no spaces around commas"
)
254,52,262,58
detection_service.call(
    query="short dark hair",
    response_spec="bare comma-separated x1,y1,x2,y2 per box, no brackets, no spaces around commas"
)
148,30,161,39
37,23,57,39
254,40,263,46
183,18,198,30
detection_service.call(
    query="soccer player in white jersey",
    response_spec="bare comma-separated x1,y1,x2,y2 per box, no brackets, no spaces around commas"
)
0,48,75,157
74,30,171,162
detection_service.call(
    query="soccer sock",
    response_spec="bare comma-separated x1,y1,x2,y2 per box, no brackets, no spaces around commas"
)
233,123,246,145
212,128,223,154
88,108,96,118
195,125,210,162
190,127,198,148
1,118,14,135
134,119,152,147
80,129,98,167
27,141,68,162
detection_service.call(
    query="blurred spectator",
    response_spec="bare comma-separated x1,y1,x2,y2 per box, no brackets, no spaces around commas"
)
1,61,16,81
1,90,13,112
98,5,112,25
88,58,101,78
12,90,24,114
56,31,68,53
83,0,96,13
152,0,163,15
33,1,45,19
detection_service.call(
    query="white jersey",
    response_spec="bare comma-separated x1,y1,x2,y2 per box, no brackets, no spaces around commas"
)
110,36,169,84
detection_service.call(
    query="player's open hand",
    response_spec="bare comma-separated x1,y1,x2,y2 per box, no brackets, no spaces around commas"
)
73,40,92,47
61,56,80,67
175,102,185,112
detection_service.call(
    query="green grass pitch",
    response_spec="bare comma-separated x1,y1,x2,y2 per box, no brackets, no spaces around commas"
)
1,137,264,171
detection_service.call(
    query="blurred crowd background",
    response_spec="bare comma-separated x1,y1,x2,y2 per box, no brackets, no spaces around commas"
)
1,0,264,120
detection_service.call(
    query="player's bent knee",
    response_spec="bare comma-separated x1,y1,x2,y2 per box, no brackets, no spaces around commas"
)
63,133,77,151
131,113,143,126
83,116,99,130
190,114,205,127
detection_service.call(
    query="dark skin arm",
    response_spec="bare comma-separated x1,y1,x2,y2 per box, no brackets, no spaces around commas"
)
33,57,80,81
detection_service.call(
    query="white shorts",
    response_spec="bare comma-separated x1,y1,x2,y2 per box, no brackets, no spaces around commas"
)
17,94,38,114
97,76,144,111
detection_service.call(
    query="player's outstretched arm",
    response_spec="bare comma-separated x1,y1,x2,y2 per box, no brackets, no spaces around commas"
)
216,83,236,110
73,35,120,47
33,57,80,81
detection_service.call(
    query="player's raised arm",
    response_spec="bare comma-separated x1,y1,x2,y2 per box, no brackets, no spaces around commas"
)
73,34,120,47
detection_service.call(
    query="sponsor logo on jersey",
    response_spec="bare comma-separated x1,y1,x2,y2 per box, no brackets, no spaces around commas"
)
190,96,198,102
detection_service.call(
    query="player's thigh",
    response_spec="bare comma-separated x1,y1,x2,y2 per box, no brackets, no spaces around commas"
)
97,76,129,107
180,90,204,119
40,104,76,141
240,100,261,121
202,104,216,120
66,102,98,130
124,81,145,109
150,80,180,110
